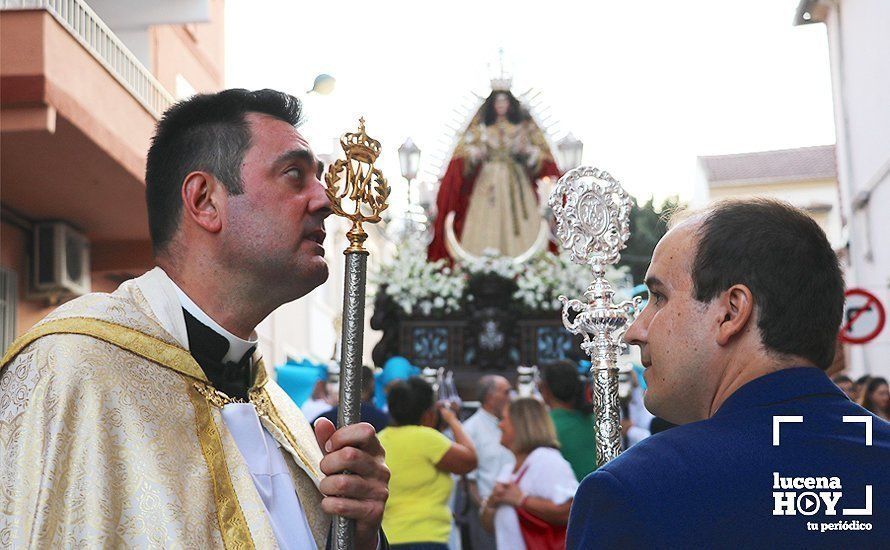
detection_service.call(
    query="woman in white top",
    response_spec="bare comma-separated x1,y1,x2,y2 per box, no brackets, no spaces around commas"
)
480,398,579,549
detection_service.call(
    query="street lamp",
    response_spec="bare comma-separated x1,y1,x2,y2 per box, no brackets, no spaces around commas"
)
557,133,584,171
398,137,421,205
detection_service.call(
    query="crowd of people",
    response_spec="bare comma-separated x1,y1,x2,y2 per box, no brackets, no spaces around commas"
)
295,359,605,549
832,373,890,420
288,356,889,549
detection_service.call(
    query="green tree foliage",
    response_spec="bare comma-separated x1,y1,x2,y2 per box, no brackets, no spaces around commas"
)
622,195,682,284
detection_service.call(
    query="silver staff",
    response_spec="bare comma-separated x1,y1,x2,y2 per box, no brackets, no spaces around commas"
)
324,118,390,549
548,166,641,466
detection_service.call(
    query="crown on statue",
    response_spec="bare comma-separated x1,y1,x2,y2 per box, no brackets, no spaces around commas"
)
491,75,513,92
340,118,382,163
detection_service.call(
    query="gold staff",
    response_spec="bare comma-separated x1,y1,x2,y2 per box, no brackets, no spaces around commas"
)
324,118,390,550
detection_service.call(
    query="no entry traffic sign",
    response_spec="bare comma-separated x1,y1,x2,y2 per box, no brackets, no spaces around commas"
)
839,288,886,345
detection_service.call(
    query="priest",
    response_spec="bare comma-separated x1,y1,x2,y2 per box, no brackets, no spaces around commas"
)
0,89,389,549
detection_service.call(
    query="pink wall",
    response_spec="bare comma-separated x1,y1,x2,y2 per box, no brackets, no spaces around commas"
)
2,219,127,337
151,0,226,94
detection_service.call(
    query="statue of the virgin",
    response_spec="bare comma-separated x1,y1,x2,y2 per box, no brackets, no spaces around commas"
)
428,83,561,262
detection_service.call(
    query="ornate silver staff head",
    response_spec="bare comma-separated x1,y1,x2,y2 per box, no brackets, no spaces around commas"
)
549,167,632,276
548,166,641,465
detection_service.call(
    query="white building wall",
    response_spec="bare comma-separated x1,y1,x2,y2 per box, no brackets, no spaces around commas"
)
820,0,890,377
691,161,712,210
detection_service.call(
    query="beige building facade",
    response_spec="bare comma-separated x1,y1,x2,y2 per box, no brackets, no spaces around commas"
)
696,145,842,247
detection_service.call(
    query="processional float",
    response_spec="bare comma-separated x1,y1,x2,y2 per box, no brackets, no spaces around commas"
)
324,118,390,550
548,167,641,466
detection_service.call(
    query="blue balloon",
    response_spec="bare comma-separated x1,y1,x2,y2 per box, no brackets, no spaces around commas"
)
375,356,420,410
276,360,327,406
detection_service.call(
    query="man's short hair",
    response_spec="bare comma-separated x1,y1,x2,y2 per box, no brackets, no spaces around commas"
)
361,366,375,401
831,374,852,385
689,198,844,370
542,360,592,414
387,377,434,426
145,88,303,253
476,375,500,403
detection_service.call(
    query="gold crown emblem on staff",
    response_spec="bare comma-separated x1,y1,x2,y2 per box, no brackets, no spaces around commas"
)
340,118,383,162
324,118,390,254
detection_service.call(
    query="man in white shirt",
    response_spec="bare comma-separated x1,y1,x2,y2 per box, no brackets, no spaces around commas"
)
0,89,388,549
461,375,515,549
624,369,654,447
302,378,333,422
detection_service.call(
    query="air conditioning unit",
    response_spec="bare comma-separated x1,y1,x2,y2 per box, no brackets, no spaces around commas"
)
31,222,91,298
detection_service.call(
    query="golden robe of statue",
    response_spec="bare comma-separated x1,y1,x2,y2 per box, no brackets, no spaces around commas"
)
458,119,548,256
0,268,330,548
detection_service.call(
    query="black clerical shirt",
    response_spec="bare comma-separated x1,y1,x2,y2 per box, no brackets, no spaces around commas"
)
183,309,255,401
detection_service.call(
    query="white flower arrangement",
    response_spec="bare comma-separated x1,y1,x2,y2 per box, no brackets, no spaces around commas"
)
462,249,521,280
513,253,630,312
373,243,631,317
372,241,466,316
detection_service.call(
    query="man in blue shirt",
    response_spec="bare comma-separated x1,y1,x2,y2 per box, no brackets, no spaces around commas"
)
318,366,390,432
568,199,889,548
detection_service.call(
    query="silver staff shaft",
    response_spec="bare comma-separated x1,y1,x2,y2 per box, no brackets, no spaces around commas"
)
334,252,368,550
591,357,621,465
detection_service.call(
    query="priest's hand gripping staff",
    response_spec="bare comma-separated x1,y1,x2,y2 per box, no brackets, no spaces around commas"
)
324,118,390,550
548,167,641,466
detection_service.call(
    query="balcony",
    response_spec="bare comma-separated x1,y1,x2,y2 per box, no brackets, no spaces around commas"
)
1,0,179,271
1,0,175,117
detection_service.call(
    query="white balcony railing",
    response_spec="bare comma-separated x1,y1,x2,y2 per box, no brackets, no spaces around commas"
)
1,0,175,119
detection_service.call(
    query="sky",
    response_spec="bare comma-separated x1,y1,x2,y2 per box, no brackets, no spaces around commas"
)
225,0,835,211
